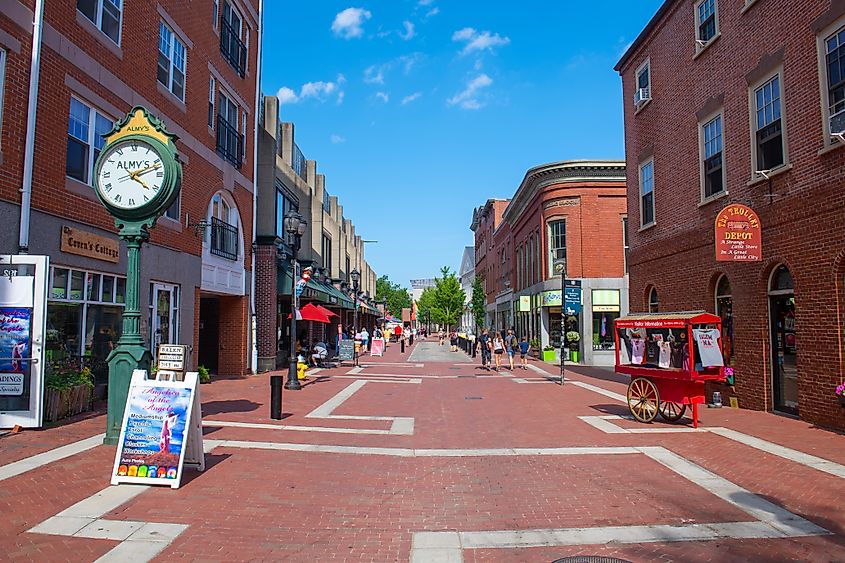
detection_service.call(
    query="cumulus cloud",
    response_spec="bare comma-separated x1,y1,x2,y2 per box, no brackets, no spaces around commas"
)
375,92,389,103
447,74,492,110
452,27,510,56
276,75,346,105
399,20,416,40
332,7,372,39
330,134,346,144
364,64,387,85
401,92,423,105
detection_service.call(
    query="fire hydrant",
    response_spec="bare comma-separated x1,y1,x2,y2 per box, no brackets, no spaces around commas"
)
297,358,308,380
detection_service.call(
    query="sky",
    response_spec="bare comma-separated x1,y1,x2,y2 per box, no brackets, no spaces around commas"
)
261,1,664,289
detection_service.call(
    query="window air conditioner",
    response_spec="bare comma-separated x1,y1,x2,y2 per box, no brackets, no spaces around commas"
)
830,111,845,141
635,87,651,106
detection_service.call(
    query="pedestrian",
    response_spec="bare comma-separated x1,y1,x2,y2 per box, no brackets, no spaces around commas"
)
505,329,518,370
450,330,458,352
518,336,529,370
438,329,445,346
477,328,491,370
492,331,504,371
409,326,415,346
360,327,370,355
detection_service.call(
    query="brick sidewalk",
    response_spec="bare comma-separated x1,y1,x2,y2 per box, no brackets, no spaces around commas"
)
1,344,844,562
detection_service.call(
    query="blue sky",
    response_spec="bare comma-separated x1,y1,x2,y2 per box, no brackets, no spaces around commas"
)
261,1,663,289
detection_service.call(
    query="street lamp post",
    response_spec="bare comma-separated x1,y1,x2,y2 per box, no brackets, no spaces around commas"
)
284,212,307,394
350,268,360,366
553,253,567,386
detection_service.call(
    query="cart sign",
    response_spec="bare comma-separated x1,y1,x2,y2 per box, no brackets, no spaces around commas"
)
715,204,761,262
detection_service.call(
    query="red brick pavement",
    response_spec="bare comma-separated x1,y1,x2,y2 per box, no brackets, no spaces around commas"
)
1,339,844,562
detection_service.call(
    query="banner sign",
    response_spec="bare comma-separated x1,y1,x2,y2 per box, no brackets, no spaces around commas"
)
111,370,204,489
0,307,32,395
370,337,385,357
541,288,582,314
339,339,355,361
715,204,762,262
518,296,531,312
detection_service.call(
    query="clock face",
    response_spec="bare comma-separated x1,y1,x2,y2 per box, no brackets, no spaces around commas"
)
96,139,166,210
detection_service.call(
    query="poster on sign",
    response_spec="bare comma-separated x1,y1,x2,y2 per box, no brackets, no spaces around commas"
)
111,370,203,488
370,337,385,357
0,307,32,395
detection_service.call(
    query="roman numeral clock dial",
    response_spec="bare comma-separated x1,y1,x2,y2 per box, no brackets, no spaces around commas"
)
95,139,167,212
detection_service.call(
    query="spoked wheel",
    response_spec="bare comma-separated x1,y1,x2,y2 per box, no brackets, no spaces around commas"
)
658,401,687,423
627,377,659,423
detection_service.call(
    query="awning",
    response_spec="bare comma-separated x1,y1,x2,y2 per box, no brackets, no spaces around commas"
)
278,264,354,308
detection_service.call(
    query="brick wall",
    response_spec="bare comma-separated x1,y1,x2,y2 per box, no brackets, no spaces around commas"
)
618,0,845,430
218,295,249,376
254,244,278,371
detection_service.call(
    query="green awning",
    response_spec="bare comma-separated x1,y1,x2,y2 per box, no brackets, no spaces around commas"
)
277,265,353,308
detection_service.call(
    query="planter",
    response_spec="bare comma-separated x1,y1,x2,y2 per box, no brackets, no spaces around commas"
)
838,395,845,408
44,384,93,423
570,350,580,363
542,350,556,363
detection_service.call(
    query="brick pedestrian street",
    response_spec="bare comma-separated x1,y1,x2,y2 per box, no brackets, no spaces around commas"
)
2,338,845,562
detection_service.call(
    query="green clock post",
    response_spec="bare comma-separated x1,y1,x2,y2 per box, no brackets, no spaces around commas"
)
93,107,183,445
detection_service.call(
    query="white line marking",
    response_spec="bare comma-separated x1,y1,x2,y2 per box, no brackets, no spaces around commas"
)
0,433,106,482
305,379,415,435
203,420,400,435
347,366,364,374
579,415,701,434
569,380,627,402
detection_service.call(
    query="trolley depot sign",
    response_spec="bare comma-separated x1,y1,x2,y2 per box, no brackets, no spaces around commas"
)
715,204,761,262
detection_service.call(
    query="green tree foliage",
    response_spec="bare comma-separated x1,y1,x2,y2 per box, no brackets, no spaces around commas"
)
430,266,466,329
376,275,411,319
471,276,486,332
416,286,436,326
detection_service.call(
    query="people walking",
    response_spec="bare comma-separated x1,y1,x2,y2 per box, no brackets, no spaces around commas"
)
360,327,370,355
492,331,504,371
450,330,458,352
505,329,518,371
478,328,492,370
438,330,445,346
518,336,529,370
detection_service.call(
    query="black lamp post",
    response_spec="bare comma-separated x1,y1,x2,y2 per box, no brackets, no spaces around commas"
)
553,253,567,386
285,212,307,392
350,268,360,366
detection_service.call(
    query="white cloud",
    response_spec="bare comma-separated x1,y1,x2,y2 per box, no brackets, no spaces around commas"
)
330,134,346,144
447,74,492,110
364,64,387,84
417,0,434,5
425,7,440,18
399,20,416,41
276,75,346,105
401,92,423,105
398,53,423,74
452,27,510,56
332,7,372,39
376,91,389,103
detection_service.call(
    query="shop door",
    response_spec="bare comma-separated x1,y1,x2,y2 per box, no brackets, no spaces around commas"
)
770,294,798,415
198,297,219,372
151,284,176,363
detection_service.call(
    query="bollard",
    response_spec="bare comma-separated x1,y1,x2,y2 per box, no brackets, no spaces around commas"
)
270,375,283,420
401,339,405,353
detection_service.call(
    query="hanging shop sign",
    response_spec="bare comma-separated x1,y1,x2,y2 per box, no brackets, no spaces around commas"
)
518,296,531,312
60,226,120,264
111,370,204,489
715,204,762,262
541,288,582,314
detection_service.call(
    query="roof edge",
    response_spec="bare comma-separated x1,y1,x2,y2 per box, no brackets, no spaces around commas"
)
614,0,678,72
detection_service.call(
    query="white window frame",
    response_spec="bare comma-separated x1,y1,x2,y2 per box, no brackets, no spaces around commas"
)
817,17,845,149
0,49,6,149
694,0,719,53
213,0,220,30
157,21,187,102
748,68,789,177
622,216,629,274
546,219,566,278
639,158,655,228
634,58,651,109
698,109,726,203
208,76,216,128
66,96,113,185
77,0,123,46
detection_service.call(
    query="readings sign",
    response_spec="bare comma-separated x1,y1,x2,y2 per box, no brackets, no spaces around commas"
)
158,344,187,372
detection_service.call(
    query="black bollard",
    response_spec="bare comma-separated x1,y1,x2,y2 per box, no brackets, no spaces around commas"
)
270,375,283,420
401,338,405,353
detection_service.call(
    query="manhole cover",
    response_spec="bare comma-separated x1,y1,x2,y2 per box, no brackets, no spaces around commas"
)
552,557,632,563
464,396,483,400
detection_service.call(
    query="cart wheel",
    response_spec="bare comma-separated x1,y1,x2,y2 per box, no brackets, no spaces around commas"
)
658,401,687,423
627,377,659,423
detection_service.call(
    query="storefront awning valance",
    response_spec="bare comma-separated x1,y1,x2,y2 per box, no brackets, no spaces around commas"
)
278,265,354,309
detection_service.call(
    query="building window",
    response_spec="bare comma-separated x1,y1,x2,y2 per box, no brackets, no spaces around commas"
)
66,97,112,184
639,159,655,226
825,25,845,138
635,60,651,107
220,1,247,77
754,75,785,171
547,220,566,277
322,234,333,277
715,275,733,367
77,0,122,45
648,286,659,313
696,0,718,43
157,22,187,101
702,113,724,198
209,193,239,260
164,194,180,221
212,0,220,30
208,77,216,127
622,217,629,274
216,91,243,167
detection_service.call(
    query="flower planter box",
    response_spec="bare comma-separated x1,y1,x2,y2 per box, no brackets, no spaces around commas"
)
44,384,92,423
542,350,556,363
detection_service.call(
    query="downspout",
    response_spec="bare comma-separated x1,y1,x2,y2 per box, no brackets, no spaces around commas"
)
249,0,264,374
18,0,46,254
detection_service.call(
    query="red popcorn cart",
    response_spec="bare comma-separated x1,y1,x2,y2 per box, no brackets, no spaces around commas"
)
614,311,726,428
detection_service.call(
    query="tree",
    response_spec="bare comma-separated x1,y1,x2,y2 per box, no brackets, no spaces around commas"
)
471,276,486,332
430,266,466,330
416,286,436,328
376,275,411,320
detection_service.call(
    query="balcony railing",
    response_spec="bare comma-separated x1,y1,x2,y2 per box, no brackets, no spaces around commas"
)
292,142,307,181
210,217,239,261
216,114,243,168
220,19,246,78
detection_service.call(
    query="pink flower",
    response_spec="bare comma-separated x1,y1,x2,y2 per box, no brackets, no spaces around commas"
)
836,382,845,396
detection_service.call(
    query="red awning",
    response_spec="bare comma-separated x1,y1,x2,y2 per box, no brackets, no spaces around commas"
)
288,303,331,323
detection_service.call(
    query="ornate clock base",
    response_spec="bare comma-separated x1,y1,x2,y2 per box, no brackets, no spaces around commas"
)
104,343,152,445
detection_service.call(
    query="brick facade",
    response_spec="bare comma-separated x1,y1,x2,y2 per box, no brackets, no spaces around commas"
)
617,0,845,429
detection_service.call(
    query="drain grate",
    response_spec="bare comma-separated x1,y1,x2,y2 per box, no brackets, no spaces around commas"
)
552,557,632,563
464,396,483,400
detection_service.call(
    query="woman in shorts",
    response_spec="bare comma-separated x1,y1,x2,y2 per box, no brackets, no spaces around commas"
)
492,332,504,371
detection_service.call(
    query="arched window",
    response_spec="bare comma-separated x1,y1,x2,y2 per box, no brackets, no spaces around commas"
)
648,286,659,313
715,275,733,366
208,193,239,261
770,265,793,292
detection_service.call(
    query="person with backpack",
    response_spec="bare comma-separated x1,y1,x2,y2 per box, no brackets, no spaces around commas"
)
504,329,518,370
492,331,505,371
477,328,492,370
518,336,530,370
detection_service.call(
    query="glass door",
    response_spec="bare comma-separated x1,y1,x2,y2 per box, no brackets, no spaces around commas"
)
151,284,178,363
770,294,798,415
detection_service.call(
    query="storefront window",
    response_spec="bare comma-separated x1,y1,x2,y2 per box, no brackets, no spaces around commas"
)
592,289,621,351
51,268,69,300
715,275,733,367
648,287,659,313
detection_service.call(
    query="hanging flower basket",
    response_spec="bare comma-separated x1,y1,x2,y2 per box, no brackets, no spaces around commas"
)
836,382,845,407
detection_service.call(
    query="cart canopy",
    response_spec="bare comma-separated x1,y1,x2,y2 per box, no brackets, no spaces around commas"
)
615,311,721,329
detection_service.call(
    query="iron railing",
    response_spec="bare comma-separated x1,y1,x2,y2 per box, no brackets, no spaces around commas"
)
220,19,246,77
210,217,239,260
216,114,243,168
292,142,307,181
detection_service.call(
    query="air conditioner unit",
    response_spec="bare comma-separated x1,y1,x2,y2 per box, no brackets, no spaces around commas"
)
634,87,651,106
830,111,845,140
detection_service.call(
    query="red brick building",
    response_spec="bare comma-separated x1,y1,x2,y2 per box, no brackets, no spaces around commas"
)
472,162,629,366
616,0,845,429
0,1,259,380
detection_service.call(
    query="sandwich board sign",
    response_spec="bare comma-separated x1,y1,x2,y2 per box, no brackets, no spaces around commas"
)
111,369,204,488
370,337,385,357
339,339,355,362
